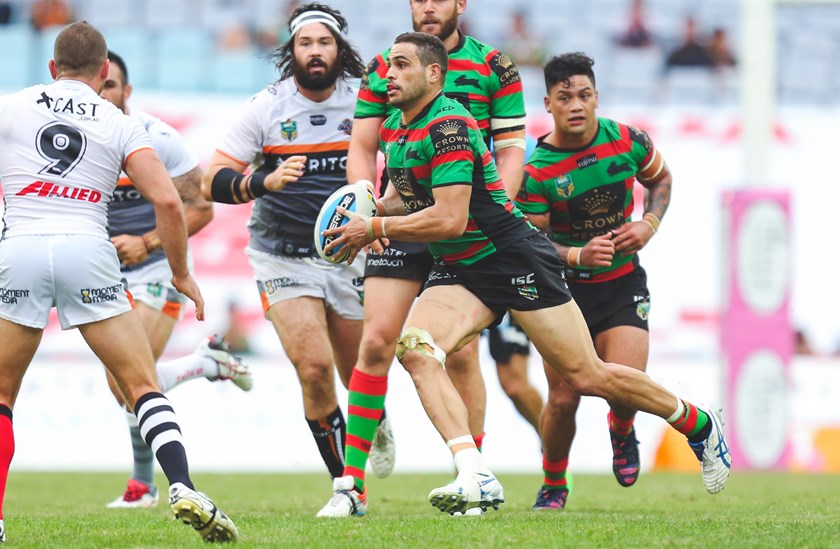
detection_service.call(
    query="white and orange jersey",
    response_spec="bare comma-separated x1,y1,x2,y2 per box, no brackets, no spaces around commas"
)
109,110,198,270
216,77,356,256
0,79,151,239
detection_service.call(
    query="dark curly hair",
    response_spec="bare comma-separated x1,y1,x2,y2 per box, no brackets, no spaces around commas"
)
271,2,365,81
544,52,596,92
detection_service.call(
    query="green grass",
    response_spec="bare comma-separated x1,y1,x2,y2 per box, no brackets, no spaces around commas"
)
4,472,839,547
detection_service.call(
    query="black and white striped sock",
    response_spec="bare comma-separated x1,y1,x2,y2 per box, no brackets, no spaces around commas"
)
135,392,193,489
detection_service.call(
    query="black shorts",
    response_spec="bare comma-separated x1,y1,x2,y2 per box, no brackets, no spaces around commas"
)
487,313,530,363
568,263,650,337
364,240,433,281
425,232,572,327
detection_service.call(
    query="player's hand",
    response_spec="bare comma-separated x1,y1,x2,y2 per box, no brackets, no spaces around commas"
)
171,274,205,321
366,238,389,255
580,233,615,267
611,222,654,256
322,207,376,265
111,234,149,266
265,155,307,192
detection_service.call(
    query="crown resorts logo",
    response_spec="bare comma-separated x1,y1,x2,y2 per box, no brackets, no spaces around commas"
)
582,189,616,215
499,54,514,68
436,120,461,137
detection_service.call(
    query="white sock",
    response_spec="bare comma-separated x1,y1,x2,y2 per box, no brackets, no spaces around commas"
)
453,447,483,476
156,354,219,392
666,397,685,424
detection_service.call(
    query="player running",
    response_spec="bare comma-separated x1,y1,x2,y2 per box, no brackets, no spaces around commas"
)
99,50,253,510
0,22,238,542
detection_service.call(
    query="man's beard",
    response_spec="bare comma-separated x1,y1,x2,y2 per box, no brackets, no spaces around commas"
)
292,58,342,91
413,15,459,41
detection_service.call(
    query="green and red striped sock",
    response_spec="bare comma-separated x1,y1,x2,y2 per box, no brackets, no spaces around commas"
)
668,399,710,440
608,410,635,437
542,457,569,491
473,432,485,453
343,368,387,492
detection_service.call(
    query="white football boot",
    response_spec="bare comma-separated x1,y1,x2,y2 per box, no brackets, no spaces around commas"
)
169,482,239,542
688,406,732,494
106,479,159,509
369,416,396,478
317,475,368,517
197,335,253,391
429,469,505,515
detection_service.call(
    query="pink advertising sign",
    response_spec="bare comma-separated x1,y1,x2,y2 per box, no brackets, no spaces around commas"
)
720,190,792,469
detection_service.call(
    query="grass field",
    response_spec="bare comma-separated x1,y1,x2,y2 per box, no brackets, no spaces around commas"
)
4,471,838,547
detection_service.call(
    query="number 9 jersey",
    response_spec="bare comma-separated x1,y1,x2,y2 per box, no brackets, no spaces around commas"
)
0,80,152,239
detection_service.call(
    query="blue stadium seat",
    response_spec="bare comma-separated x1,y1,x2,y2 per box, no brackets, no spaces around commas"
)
0,24,35,89
32,27,63,85
155,29,212,91
101,27,155,89
211,48,271,94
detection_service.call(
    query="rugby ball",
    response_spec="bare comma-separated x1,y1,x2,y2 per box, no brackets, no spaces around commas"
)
314,181,378,263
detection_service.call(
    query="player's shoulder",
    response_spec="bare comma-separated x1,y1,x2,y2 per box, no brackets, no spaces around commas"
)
336,78,360,100
431,94,471,119
461,34,496,57
607,117,654,150
132,110,179,137
462,34,520,87
424,95,475,139
0,85,37,114
247,80,293,105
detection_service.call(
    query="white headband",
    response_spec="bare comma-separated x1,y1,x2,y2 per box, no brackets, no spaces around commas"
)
289,10,341,36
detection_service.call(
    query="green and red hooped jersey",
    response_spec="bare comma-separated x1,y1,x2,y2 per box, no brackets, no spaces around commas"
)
356,32,526,146
381,93,535,267
516,118,656,281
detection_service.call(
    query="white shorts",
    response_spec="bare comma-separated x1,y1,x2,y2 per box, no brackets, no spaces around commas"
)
0,234,132,330
246,246,365,320
122,258,188,320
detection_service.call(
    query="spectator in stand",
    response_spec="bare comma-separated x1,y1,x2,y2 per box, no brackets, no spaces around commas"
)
503,9,547,68
218,21,254,51
30,0,73,31
617,0,655,48
708,27,736,69
665,16,712,69
0,2,13,25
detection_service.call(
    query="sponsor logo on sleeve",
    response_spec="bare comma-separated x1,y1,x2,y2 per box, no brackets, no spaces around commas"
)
431,119,470,156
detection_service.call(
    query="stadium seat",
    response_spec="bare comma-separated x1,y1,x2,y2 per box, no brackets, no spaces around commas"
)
0,24,34,89
155,29,212,91
210,48,270,95
32,27,63,84
77,0,133,27
101,28,155,89
664,67,715,104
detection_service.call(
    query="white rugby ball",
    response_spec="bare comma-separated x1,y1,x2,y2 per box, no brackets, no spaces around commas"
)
314,181,378,263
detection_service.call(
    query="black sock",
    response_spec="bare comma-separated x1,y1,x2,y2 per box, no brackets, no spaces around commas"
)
687,421,712,444
307,407,346,479
135,392,193,489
